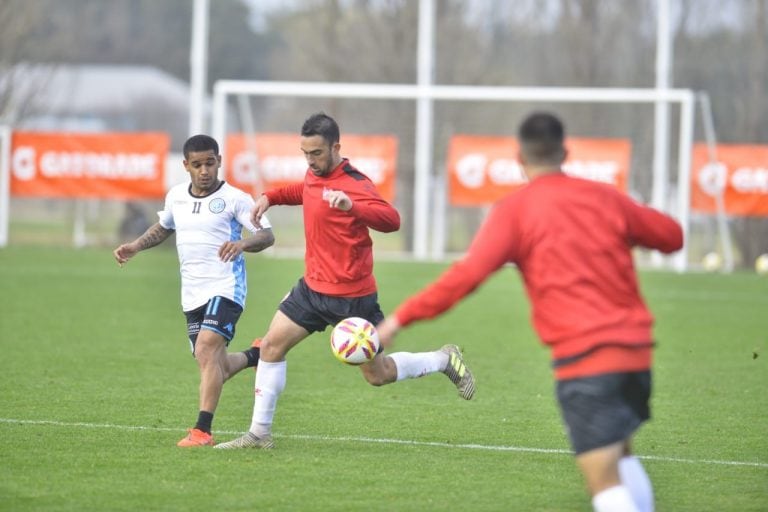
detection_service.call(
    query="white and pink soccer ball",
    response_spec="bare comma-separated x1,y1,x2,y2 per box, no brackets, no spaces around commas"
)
330,317,380,365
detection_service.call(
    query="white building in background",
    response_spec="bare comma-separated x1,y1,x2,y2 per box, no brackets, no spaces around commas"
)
0,63,195,150
0,64,208,247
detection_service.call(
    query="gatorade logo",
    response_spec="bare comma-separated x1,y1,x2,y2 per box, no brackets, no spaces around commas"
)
232,152,388,185
11,145,159,181
454,153,621,189
455,153,527,189
562,160,621,185
9,132,168,200
697,161,768,196
697,162,728,197
731,167,768,194
11,146,36,181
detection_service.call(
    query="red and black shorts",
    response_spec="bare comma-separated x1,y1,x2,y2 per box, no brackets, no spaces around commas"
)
556,370,651,455
278,277,384,334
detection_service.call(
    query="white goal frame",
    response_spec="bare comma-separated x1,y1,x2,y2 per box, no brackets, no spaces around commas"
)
0,125,11,247
212,80,695,271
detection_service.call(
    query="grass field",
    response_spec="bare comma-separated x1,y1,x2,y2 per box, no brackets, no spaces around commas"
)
0,246,766,511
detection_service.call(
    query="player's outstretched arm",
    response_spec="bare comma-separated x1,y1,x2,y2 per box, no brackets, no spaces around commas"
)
624,199,684,253
251,195,271,227
113,222,173,267
218,228,275,262
376,316,401,348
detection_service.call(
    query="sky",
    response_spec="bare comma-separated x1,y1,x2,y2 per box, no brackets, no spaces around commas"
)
244,0,302,31
243,0,747,35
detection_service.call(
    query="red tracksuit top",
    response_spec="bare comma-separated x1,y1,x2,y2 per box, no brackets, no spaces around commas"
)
264,158,400,297
394,172,683,379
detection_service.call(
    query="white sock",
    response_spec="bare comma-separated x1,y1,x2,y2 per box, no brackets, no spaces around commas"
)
248,359,286,437
388,351,448,381
619,456,654,512
592,485,640,512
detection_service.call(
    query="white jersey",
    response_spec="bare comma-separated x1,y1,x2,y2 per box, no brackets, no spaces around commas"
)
157,181,271,312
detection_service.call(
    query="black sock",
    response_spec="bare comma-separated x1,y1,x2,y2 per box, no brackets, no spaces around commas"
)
243,346,260,368
195,411,214,434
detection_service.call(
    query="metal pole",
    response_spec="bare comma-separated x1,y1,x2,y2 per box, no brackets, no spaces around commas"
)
213,80,693,104
430,173,446,259
73,200,87,248
674,91,695,272
698,92,734,272
652,0,672,266
212,84,227,159
0,126,10,247
413,0,435,260
189,0,209,136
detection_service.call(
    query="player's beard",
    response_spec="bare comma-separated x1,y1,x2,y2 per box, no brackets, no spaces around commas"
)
311,156,332,176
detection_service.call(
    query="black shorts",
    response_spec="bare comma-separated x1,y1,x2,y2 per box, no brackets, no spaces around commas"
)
556,371,651,455
184,296,243,352
279,277,384,334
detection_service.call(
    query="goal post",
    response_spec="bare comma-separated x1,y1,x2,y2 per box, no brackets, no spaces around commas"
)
696,91,735,272
0,125,11,247
212,80,696,271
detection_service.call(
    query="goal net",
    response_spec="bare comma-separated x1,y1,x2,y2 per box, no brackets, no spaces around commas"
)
210,79,720,272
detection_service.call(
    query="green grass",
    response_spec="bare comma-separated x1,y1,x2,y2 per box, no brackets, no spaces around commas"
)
0,246,766,511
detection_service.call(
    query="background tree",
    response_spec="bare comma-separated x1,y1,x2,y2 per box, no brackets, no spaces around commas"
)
0,0,765,263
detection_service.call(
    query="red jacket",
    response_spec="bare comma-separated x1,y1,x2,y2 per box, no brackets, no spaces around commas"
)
395,172,683,379
265,158,400,297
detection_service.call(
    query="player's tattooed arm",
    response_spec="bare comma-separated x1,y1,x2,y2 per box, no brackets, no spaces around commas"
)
241,227,275,253
218,228,274,262
135,223,174,251
114,223,173,267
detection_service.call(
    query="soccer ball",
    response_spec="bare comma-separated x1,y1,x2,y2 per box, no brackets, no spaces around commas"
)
702,252,722,272
755,254,768,276
330,317,380,365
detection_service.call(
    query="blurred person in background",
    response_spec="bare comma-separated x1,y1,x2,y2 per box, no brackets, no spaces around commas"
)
113,134,275,447
377,112,683,512
118,202,151,243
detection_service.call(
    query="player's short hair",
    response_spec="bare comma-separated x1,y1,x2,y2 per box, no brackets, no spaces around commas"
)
183,134,219,159
301,112,340,145
518,112,566,166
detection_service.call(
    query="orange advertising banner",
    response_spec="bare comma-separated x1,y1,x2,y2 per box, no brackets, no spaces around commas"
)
225,133,397,202
11,132,168,199
691,143,768,216
447,136,631,205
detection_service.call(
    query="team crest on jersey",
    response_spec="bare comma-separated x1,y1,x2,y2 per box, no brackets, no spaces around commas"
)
209,198,226,214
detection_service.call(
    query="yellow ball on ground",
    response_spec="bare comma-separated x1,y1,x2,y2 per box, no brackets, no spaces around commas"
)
755,254,768,275
702,252,722,272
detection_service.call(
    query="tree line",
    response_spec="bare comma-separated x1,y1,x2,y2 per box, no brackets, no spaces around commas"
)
1,0,766,264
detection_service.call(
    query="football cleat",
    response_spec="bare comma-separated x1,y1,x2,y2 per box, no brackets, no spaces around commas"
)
214,432,274,450
177,428,214,447
441,344,476,400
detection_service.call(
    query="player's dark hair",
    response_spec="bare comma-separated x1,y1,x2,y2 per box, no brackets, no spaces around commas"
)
183,134,219,159
518,112,566,166
301,112,340,145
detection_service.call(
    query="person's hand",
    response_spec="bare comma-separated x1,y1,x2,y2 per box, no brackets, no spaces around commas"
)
218,240,244,262
325,189,352,211
251,195,270,227
113,243,138,267
376,316,401,348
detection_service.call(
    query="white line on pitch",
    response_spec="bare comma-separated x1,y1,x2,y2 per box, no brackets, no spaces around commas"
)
1,417,766,469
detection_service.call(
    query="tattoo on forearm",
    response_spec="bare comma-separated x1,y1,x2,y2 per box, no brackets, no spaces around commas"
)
242,229,275,253
136,224,172,250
